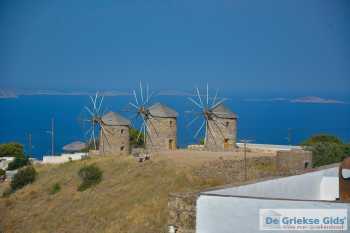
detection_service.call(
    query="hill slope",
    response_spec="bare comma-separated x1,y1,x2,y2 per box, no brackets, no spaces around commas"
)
0,154,231,233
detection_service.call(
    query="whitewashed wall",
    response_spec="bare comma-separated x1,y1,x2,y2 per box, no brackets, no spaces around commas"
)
204,167,338,201
196,195,350,233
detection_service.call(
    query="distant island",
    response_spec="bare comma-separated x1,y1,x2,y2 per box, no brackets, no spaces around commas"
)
245,96,347,104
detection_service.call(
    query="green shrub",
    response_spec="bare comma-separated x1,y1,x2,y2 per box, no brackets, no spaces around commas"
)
10,166,37,191
302,134,350,167
0,169,5,177
7,156,30,170
0,142,24,157
302,134,342,146
49,183,61,195
130,128,144,147
78,164,102,191
307,142,347,167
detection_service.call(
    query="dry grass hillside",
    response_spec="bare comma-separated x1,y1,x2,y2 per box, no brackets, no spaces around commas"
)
0,151,276,233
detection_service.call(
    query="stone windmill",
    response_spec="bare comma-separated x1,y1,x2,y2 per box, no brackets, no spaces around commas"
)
146,103,178,151
126,82,178,152
99,112,131,155
187,84,237,151
82,92,130,155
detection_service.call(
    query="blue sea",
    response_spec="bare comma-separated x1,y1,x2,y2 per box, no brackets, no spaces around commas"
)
1,95,350,159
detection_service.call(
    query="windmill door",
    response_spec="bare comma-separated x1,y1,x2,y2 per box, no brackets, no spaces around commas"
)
224,138,229,149
169,139,175,150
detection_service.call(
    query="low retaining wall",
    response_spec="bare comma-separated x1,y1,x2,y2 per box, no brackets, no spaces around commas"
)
167,150,313,233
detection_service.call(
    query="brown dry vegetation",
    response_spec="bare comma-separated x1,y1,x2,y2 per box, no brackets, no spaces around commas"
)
0,151,276,233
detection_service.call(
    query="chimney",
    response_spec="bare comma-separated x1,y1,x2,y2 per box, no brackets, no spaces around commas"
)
339,157,350,201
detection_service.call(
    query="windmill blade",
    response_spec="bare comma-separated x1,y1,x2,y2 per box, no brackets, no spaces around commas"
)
211,98,227,109
84,106,94,117
206,83,209,107
194,120,206,139
195,87,203,106
97,94,104,113
92,123,97,150
146,84,149,104
100,123,114,135
133,90,139,106
85,126,93,137
206,121,218,145
188,97,203,109
137,121,145,142
139,81,144,104
101,127,111,146
212,88,219,106
210,119,226,139
186,115,200,128
147,116,159,136
129,102,139,109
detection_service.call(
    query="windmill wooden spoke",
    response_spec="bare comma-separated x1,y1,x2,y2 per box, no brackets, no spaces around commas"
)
137,121,145,142
212,88,219,106
188,97,203,109
206,83,209,107
139,81,144,104
194,120,205,139
84,106,94,117
97,95,104,113
186,115,200,128
133,90,139,105
211,98,227,109
129,102,139,109
147,117,160,137
195,87,203,106
101,124,113,135
210,120,226,139
206,122,218,145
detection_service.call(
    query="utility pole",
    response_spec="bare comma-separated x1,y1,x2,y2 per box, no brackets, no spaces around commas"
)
287,128,292,145
46,118,55,155
240,139,254,181
51,118,55,156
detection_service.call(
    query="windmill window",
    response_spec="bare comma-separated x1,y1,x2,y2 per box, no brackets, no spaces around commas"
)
121,129,124,134
170,121,173,127
225,122,229,127
120,146,125,151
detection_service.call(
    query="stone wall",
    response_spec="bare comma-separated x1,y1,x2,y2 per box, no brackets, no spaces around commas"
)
276,149,313,175
168,193,197,233
205,117,237,151
99,125,130,156
146,117,177,151
167,150,313,233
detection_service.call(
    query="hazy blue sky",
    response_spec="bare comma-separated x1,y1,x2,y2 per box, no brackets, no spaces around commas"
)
1,0,349,96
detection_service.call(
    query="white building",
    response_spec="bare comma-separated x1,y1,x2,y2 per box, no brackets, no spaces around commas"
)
196,165,350,233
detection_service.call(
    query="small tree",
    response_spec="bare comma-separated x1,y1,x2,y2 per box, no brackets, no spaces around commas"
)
78,164,102,191
0,169,5,177
130,128,144,147
0,143,24,157
7,156,30,170
10,166,37,191
302,134,342,146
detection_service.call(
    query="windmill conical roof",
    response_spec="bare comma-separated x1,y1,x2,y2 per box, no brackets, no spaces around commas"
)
148,103,178,118
102,112,131,126
211,104,237,119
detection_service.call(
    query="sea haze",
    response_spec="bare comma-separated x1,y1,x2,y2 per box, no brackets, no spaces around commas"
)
0,95,349,159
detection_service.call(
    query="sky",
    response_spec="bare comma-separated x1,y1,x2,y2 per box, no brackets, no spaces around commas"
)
0,0,349,97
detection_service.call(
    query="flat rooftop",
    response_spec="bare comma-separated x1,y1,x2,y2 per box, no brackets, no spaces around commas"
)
202,165,340,202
